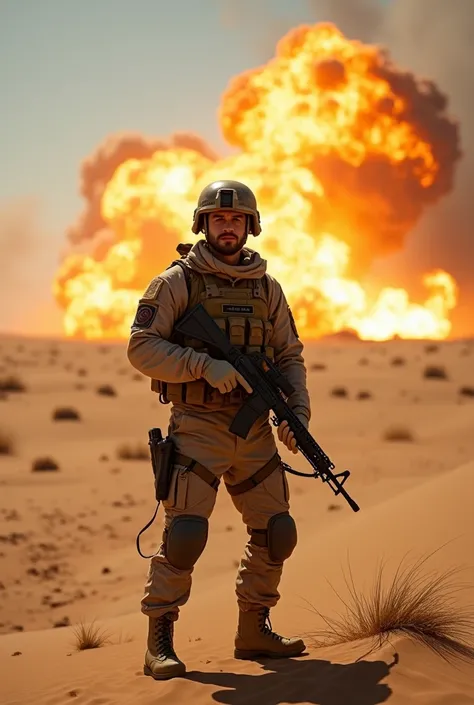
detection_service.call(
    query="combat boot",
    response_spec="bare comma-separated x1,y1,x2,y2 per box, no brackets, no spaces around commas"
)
144,612,186,680
234,606,306,659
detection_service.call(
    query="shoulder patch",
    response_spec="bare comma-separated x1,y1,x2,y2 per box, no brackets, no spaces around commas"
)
132,303,158,328
288,306,299,338
142,277,164,300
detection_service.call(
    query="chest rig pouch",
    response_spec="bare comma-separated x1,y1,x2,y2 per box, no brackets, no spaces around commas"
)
152,270,274,409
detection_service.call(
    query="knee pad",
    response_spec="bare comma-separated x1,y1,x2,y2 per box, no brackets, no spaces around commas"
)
164,515,208,570
267,512,297,563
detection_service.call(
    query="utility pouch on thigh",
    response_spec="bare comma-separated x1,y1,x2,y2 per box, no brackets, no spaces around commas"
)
148,427,174,501
135,428,175,560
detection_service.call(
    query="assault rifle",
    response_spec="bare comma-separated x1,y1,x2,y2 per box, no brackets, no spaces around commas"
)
175,304,360,512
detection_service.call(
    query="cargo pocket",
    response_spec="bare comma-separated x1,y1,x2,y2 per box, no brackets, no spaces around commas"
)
184,380,206,404
248,318,264,347
162,464,189,510
163,465,217,514
229,317,246,346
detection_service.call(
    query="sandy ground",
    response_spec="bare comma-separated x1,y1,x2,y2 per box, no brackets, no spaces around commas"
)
1,333,474,704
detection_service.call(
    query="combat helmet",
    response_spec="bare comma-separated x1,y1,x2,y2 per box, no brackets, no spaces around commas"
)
192,180,261,236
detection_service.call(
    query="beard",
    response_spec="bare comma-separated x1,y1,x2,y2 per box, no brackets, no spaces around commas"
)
207,232,248,256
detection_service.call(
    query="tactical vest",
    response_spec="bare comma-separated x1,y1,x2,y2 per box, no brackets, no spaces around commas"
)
151,262,274,409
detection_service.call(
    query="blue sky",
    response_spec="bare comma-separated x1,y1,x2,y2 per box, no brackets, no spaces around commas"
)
1,0,316,334
2,0,312,230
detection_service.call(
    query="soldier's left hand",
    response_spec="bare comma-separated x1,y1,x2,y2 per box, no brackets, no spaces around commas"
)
277,420,298,454
277,415,308,454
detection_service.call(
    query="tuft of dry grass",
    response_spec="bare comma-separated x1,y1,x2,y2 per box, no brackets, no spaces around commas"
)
356,390,372,400
383,425,415,442
310,363,327,371
0,430,15,455
459,386,474,398
116,442,149,461
423,365,448,380
32,457,59,472
0,375,26,393
331,386,348,398
390,356,406,366
96,384,117,397
425,344,439,354
305,546,474,665
52,406,81,421
72,619,111,651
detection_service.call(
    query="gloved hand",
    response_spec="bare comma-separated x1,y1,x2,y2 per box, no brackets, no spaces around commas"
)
202,359,253,395
277,414,309,454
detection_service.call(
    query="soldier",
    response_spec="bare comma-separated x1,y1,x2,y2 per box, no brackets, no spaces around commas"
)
127,180,311,680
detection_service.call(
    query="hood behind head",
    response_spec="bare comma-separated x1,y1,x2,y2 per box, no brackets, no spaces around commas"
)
184,239,267,281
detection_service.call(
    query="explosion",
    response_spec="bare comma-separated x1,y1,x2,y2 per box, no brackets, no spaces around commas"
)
53,22,461,341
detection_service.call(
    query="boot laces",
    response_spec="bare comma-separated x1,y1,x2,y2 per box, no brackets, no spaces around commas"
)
155,615,176,658
259,607,283,642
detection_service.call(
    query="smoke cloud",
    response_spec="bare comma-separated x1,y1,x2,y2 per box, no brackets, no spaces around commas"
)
308,0,474,334
0,198,63,336
66,131,218,249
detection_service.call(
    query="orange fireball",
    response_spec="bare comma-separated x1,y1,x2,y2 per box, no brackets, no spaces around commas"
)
53,23,461,340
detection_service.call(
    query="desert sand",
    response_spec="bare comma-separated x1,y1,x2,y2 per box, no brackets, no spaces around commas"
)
1,333,474,704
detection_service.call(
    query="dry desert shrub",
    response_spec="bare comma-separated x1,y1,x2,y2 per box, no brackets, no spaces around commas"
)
331,386,348,398
306,546,474,664
383,425,414,442
356,390,372,400
459,386,474,398
52,406,81,421
390,356,406,366
311,363,327,371
96,384,117,397
32,457,59,472
0,430,15,455
425,344,439,354
0,375,26,393
423,365,448,380
116,442,149,461
72,619,111,651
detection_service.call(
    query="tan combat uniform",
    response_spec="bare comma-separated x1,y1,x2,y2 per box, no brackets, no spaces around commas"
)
127,239,311,621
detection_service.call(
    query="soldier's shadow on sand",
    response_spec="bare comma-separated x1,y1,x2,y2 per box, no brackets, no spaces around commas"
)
186,652,398,705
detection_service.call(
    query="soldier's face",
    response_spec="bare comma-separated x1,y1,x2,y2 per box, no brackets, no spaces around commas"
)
206,211,248,255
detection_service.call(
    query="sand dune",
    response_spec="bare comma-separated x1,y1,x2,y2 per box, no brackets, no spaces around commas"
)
1,334,473,703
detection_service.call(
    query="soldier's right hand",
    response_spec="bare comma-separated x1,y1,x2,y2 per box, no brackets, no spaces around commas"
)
202,359,253,395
